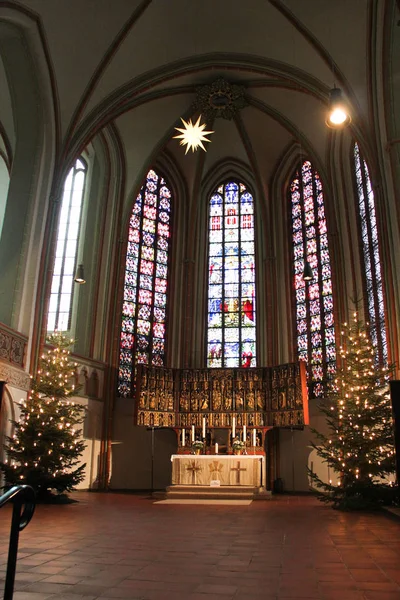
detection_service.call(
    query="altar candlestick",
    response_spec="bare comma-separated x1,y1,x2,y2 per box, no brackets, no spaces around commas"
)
243,425,246,441
215,443,218,454
202,417,206,439
182,428,185,447
252,428,256,447
191,425,195,442
232,416,236,438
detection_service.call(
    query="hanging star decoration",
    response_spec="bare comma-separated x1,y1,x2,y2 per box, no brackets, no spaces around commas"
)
173,115,214,154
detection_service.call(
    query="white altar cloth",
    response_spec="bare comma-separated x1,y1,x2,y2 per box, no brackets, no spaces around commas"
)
171,454,265,487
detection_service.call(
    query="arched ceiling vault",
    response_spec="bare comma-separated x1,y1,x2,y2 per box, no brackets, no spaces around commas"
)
1,0,395,207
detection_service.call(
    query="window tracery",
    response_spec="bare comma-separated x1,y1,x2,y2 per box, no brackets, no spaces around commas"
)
290,160,335,397
47,158,87,332
353,143,387,364
118,169,171,397
207,181,256,368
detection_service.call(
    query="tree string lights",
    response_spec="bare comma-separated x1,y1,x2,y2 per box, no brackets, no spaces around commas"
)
0,332,86,501
308,311,397,509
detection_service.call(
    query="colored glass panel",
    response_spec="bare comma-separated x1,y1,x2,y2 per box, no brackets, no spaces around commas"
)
118,169,171,397
207,181,256,367
290,160,336,397
354,143,388,364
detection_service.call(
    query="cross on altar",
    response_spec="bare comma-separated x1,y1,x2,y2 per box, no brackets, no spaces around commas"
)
186,460,202,484
230,460,247,484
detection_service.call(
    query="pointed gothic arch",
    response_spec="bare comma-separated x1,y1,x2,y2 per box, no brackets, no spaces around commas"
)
289,159,336,397
206,178,257,368
118,168,173,397
353,142,388,365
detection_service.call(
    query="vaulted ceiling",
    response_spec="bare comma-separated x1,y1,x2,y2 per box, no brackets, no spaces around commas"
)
0,0,399,204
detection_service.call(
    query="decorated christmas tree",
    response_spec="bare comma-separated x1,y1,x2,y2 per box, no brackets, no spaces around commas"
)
309,311,397,510
0,333,86,501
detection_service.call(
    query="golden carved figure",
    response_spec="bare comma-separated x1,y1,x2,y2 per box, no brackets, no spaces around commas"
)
256,390,265,410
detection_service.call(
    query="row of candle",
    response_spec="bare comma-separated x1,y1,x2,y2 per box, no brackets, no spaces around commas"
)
181,421,257,447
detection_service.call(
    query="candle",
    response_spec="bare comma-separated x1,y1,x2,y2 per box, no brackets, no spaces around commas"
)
191,425,195,442
182,428,185,447
215,443,218,454
252,428,256,447
243,425,246,441
202,417,206,439
232,416,236,438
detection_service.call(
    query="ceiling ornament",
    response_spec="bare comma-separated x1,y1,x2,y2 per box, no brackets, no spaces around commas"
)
193,78,248,121
173,116,214,154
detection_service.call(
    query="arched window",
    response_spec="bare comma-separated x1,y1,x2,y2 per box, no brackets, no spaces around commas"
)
118,169,171,397
353,143,387,363
207,180,256,368
0,154,10,239
290,160,335,397
47,158,87,332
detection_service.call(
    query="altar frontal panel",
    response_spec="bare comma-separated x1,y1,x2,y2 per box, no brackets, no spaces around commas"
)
171,455,263,487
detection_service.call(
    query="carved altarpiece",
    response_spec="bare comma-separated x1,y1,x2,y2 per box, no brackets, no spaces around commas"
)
135,362,308,431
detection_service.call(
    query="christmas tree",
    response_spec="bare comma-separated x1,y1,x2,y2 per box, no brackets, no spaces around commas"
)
309,311,397,510
0,333,86,501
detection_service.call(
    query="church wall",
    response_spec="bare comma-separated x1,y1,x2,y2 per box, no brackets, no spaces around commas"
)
73,395,103,490
278,400,331,493
72,146,104,358
0,348,104,491
0,389,103,492
110,398,177,491
0,2,398,496
0,36,41,327
0,53,15,152
0,16,57,390
0,384,24,470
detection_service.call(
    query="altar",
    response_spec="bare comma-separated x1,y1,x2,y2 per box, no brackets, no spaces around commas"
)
171,454,265,488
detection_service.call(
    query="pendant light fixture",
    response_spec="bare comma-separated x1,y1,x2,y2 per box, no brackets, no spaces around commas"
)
74,264,86,284
326,86,351,128
303,260,313,282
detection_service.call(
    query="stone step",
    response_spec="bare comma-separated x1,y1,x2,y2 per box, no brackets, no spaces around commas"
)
167,485,256,494
162,485,272,501
165,492,255,500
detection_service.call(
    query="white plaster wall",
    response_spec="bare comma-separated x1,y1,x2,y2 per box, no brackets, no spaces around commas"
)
110,398,334,493
0,384,26,464
72,395,103,490
110,397,177,490
278,400,332,492
0,386,103,492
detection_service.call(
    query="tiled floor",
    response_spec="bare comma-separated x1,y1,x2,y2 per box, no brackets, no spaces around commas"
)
1,492,400,600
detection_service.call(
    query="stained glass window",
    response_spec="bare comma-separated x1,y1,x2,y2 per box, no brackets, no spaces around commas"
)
354,143,388,363
47,158,87,332
207,181,256,368
118,169,171,397
290,160,335,397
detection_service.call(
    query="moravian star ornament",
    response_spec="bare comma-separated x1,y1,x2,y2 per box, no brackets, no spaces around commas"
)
173,116,214,154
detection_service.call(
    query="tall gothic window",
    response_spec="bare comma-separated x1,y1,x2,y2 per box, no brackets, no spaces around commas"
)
47,158,87,332
0,154,10,239
354,143,388,363
118,169,171,397
290,160,335,397
207,180,256,368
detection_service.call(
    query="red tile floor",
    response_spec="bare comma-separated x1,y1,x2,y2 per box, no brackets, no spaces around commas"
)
1,493,400,600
